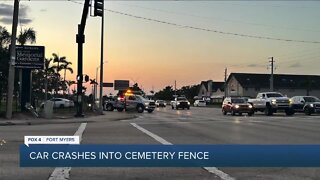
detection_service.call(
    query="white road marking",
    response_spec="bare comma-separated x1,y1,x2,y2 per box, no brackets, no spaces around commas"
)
48,123,87,180
130,123,235,180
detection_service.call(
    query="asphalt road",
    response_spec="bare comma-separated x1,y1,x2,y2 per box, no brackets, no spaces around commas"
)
1,107,320,180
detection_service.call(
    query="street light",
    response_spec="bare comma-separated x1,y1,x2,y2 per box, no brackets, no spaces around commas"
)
95,61,107,101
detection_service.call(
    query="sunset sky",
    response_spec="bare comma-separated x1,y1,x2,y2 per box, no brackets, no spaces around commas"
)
1,1,320,94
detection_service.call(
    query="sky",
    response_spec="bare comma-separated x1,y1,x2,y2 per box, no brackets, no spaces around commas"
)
1,1,320,94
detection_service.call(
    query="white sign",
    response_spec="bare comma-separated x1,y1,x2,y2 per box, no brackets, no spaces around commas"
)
24,136,80,147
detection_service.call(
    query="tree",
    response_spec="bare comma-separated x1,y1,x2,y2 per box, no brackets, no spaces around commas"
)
17,28,36,45
154,86,174,100
51,53,69,95
60,61,73,83
0,26,10,49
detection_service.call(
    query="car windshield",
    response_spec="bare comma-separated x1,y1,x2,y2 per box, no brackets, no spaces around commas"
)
199,100,205,103
303,97,320,102
157,100,164,103
231,98,245,103
177,97,187,101
266,93,283,98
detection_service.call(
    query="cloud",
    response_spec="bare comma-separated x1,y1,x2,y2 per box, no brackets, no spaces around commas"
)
0,17,32,25
288,62,302,68
0,3,32,25
40,9,47,12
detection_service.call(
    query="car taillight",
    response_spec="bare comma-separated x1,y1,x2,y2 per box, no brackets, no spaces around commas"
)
118,96,125,102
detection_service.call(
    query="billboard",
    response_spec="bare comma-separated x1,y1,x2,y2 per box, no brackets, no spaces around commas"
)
114,80,129,90
15,45,45,69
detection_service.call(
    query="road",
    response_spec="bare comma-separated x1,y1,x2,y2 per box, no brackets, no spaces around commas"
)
1,107,320,180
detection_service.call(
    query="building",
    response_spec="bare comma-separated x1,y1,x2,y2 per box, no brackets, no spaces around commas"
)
197,80,225,103
226,73,320,98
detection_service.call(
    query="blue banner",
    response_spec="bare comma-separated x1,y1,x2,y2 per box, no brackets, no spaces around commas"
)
20,144,320,167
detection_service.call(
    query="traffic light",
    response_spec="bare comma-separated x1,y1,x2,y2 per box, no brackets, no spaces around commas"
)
94,0,104,17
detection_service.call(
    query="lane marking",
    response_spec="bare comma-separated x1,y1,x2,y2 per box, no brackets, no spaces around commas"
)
48,123,87,180
130,122,235,180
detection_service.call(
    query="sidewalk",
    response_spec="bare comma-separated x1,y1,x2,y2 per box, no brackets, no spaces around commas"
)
0,111,137,126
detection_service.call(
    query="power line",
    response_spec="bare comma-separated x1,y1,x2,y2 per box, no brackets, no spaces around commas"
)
68,0,320,44
113,2,320,33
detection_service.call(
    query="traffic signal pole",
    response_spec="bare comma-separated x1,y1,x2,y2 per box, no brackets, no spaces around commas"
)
75,0,90,117
99,1,104,114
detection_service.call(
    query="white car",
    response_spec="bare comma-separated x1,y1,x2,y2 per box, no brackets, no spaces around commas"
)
50,98,75,108
194,100,206,107
155,100,166,107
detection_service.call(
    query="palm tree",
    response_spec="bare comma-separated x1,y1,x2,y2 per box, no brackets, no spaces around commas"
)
51,53,72,95
51,53,67,95
17,28,36,46
44,58,55,100
0,26,10,49
60,61,73,83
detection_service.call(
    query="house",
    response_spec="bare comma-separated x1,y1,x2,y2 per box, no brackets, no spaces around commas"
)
226,73,320,98
197,80,225,103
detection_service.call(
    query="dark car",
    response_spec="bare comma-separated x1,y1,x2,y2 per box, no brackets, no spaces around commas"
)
290,96,320,115
222,97,254,116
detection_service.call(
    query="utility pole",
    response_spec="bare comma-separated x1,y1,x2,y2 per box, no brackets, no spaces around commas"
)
269,57,275,91
98,2,104,115
224,67,227,99
75,0,90,117
174,80,177,97
6,0,19,119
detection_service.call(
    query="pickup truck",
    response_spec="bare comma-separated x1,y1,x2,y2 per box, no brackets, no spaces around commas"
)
104,97,125,112
248,92,294,116
104,95,155,113
171,97,190,110
125,94,156,113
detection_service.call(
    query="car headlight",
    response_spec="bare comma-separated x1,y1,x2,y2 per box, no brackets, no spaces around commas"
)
248,105,253,108
310,104,314,108
144,102,149,106
177,102,180,105
187,102,190,105
289,99,293,104
235,105,240,109
88,103,92,107
271,99,277,104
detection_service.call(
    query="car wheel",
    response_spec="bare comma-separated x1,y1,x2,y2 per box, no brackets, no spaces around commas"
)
239,113,242,116
107,105,114,111
147,109,153,113
304,107,312,115
59,104,64,108
172,106,174,109
187,106,190,110
222,109,227,115
137,105,144,113
248,112,253,116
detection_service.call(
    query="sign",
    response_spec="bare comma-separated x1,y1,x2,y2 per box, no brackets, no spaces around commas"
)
103,82,113,87
114,80,129,90
15,45,45,69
